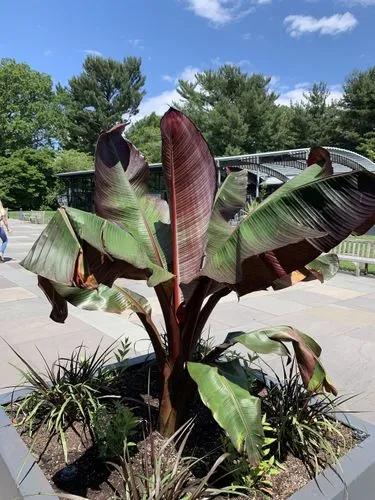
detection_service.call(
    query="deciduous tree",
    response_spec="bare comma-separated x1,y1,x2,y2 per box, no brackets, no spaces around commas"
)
53,149,94,173
126,113,161,163
0,59,59,156
0,148,56,209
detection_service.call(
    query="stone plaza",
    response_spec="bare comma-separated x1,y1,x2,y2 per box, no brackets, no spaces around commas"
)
1,218,375,424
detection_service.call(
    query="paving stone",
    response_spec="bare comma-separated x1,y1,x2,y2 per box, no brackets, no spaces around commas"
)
210,302,275,326
1,314,99,346
339,296,375,313
0,277,17,289
16,329,152,368
238,295,310,316
347,326,375,342
306,285,366,300
0,287,36,303
277,289,339,306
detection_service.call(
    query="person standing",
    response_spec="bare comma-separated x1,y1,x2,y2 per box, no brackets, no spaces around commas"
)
0,200,10,262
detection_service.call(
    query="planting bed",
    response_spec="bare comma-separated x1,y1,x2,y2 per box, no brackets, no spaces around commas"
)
7,361,364,500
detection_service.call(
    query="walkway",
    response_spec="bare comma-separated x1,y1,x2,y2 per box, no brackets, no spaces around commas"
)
1,219,375,424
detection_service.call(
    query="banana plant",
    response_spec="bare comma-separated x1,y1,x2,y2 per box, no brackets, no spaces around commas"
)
21,108,375,465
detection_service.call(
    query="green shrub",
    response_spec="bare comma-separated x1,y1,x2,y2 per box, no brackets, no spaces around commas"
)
223,415,281,497
9,338,130,462
92,404,138,460
261,361,345,476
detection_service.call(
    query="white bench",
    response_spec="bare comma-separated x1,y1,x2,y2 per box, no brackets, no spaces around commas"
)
29,211,45,224
331,239,375,277
19,211,45,224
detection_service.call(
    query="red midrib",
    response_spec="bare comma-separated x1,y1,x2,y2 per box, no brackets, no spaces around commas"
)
169,147,181,314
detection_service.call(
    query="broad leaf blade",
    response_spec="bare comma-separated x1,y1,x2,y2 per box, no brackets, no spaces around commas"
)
223,326,336,395
94,124,170,269
204,154,375,289
161,108,217,286
305,253,340,282
22,208,173,289
66,207,173,287
21,209,82,285
188,360,264,465
206,170,247,258
51,282,152,317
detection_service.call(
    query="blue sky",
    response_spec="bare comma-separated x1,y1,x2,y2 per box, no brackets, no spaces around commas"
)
1,0,374,119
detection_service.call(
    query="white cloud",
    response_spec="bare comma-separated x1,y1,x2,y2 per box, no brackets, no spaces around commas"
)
83,49,103,56
185,0,231,24
132,65,201,122
284,12,358,37
183,0,270,25
269,75,280,87
132,89,183,122
43,49,53,57
162,66,200,84
178,65,200,83
277,83,343,106
211,56,250,67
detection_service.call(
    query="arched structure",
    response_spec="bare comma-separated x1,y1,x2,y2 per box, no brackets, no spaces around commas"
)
216,147,375,198
57,147,375,211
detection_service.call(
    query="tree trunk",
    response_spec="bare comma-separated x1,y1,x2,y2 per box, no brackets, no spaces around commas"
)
158,358,196,437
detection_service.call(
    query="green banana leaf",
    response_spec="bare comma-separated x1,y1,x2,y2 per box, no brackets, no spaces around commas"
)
188,360,264,465
95,124,171,270
207,326,336,395
52,282,152,316
206,170,247,259
305,253,340,282
203,162,375,288
21,207,173,289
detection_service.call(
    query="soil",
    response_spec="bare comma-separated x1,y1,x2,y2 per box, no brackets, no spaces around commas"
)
8,361,364,500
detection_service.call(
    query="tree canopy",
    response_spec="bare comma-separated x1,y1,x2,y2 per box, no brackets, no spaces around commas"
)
58,55,145,153
0,59,60,156
339,67,375,151
1,56,375,210
53,149,94,173
177,65,294,155
0,148,56,210
126,113,161,163
289,82,342,149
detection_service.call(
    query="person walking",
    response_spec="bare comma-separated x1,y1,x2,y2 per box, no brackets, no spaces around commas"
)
0,200,10,262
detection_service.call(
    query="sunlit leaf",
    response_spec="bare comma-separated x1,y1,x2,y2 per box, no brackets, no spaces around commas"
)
94,124,170,269
213,326,336,395
161,108,217,287
204,158,375,293
188,360,264,465
206,170,247,259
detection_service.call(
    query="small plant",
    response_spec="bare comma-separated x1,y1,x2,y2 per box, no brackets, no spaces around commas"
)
261,360,346,476
223,415,281,497
112,421,246,500
8,339,129,461
92,404,139,460
114,338,132,365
